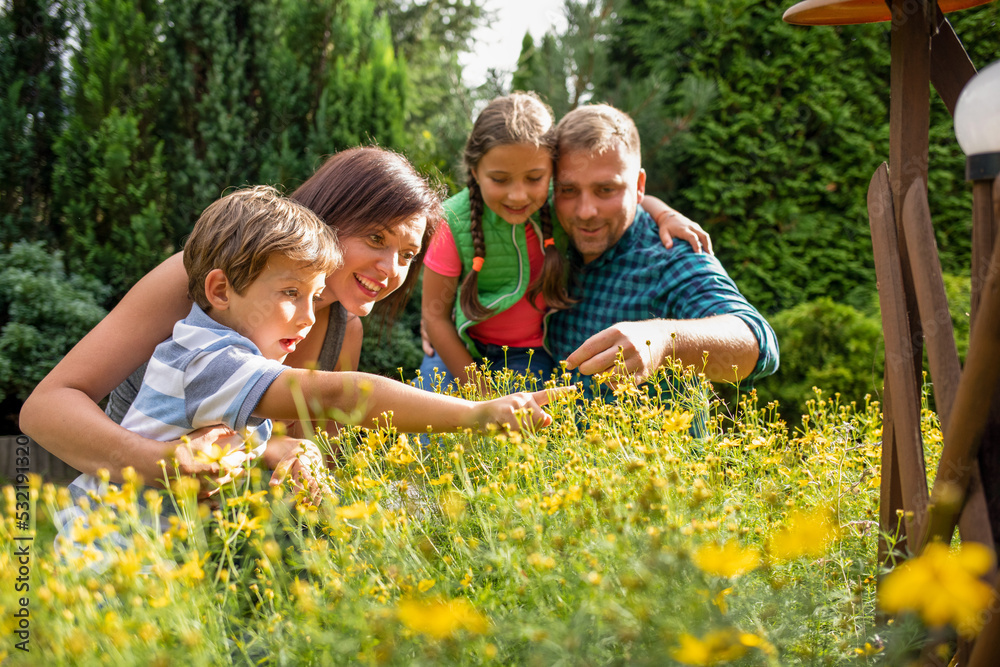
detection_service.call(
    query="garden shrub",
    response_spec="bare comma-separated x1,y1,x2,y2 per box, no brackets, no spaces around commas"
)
0,242,108,432
762,297,884,421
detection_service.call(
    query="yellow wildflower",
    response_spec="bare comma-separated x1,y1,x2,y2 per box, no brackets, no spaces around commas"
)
767,508,839,561
693,541,762,578
671,628,768,665
662,410,694,434
386,435,417,466
417,578,436,592
878,541,995,637
397,596,489,640
337,501,375,521
429,473,454,486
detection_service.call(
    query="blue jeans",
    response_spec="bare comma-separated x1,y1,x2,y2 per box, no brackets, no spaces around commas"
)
415,341,555,393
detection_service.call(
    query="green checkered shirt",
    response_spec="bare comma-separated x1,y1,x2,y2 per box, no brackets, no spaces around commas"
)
547,208,779,395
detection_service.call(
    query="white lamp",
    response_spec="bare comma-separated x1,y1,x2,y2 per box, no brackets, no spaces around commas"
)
955,59,1000,181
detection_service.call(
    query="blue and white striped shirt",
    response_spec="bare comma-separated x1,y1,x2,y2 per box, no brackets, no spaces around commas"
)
57,305,287,560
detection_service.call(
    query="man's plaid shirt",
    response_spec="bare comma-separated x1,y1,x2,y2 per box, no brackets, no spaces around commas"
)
546,208,779,385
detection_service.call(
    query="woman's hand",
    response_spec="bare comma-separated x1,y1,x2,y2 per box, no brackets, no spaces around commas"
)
161,425,248,496
263,436,325,506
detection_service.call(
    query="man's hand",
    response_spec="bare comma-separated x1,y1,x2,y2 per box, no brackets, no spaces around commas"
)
564,322,670,384
264,436,324,506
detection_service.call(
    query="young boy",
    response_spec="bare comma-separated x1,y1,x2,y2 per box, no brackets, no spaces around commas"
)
58,186,565,559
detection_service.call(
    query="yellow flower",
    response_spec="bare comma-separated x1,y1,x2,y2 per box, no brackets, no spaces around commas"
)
671,628,749,665
417,578,436,592
879,542,995,637
397,596,489,640
767,508,839,561
429,473,454,486
336,501,375,521
693,541,762,578
386,435,417,466
663,410,694,434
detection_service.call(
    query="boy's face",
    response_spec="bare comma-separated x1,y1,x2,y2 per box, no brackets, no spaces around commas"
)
224,254,327,362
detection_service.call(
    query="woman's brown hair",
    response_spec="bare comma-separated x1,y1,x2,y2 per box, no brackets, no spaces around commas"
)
291,146,444,323
460,92,576,322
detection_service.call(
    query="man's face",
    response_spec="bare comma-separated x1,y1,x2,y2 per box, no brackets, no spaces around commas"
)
554,142,646,263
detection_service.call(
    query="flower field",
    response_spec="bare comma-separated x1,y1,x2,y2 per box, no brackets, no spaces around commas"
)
0,365,977,665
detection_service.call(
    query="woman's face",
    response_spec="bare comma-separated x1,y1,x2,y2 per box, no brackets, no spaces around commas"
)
324,213,427,317
471,143,553,226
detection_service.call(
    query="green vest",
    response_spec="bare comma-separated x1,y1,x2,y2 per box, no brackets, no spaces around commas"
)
443,188,567,358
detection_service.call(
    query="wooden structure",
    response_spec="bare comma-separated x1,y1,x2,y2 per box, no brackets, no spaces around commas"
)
783,0,999,664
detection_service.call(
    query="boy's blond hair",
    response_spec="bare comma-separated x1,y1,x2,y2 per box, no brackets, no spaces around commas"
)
184,185,342,311
554,104,641,162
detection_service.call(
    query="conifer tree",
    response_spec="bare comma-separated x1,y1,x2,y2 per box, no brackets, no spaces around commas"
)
51,0,169,301
0,0,74,245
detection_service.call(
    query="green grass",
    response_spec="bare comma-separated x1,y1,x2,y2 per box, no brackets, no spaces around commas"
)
0,364,953,665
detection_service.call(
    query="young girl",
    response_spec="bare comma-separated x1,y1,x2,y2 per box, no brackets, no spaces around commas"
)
419,92,710,391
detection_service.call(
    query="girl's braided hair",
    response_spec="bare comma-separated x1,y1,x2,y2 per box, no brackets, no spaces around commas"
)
460,92,576,322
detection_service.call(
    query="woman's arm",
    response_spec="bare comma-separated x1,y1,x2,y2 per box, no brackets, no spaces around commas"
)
20,253,200,483
421,268,478,385
642,195,713,255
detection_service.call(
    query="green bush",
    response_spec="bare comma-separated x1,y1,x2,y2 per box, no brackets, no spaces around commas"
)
761,297,884,421
0,242,108,430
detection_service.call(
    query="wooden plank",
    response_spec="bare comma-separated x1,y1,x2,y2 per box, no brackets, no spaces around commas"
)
923,198,1000,545
879,379,909,565
902,179,961,425
929,15,977,116
869,163,930,541
972,181,997,321
888,0,930,382
967,569,1000,667
902,180,996,564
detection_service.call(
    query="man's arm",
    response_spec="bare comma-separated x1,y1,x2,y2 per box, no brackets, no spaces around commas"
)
563,314,760,384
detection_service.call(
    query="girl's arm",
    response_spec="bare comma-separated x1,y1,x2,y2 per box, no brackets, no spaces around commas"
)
642,195,713,255
421,268,479,386
336,314,363,371
256,368,567,433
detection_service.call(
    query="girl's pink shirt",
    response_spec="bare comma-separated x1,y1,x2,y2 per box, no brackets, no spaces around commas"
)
424,221,547,348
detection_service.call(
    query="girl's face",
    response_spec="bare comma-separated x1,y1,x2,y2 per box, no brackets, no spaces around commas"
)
323,213,427,317
471,143,553,226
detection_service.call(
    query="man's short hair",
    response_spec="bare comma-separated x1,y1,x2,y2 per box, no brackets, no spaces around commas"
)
554,104,641,161
184,185,342,311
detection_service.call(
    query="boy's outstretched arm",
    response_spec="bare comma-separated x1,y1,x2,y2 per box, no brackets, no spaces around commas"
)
255,369,572,433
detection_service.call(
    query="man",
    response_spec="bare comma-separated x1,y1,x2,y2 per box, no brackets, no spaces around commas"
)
547,104,779,392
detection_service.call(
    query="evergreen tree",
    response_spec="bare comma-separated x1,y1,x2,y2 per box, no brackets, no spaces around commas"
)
51,0,169,301
512,32,571,119
0,0,75,245
155,0,263,249
601,0,999,314
376,0,486,187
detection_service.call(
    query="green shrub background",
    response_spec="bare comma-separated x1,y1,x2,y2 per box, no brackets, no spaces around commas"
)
2,0,998,430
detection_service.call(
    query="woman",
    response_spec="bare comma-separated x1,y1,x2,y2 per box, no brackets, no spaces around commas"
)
20,147,443,490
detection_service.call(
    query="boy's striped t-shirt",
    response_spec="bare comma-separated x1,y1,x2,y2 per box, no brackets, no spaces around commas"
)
57,305,287,560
